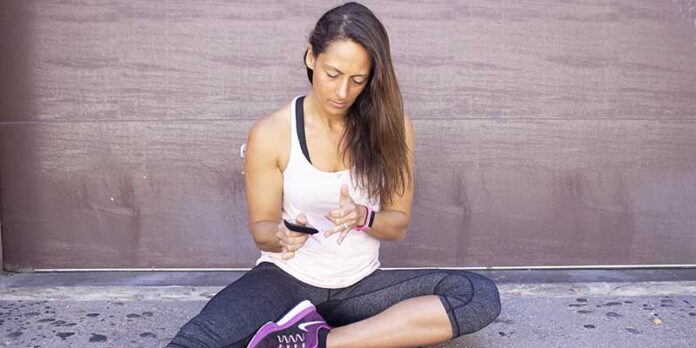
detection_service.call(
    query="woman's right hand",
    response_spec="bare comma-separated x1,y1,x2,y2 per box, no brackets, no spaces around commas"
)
277,213,311,260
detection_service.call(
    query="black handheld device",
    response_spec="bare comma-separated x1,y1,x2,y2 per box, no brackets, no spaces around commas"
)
283,219,319,235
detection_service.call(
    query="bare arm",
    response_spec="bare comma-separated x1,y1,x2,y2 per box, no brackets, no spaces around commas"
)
325,116,415,243
365,116,415,242
243,115,286,253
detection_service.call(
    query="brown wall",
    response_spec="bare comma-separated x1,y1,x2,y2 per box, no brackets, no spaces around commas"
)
1,1,695,270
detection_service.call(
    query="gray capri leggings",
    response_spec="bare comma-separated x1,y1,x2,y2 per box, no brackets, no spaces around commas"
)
169,261,501,347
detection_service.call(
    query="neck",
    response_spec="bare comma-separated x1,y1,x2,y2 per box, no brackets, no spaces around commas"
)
305,92,346,131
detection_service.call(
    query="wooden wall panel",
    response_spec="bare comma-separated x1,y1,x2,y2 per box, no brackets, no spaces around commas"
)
1,1,695,269
2,1,694,123
0,122,253,269
383,119,696,267
2,119,695,269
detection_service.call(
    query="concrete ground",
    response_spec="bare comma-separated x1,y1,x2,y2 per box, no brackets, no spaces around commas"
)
1,268,695,347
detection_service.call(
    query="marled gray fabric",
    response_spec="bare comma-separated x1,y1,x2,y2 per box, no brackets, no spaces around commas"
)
169,262,501,347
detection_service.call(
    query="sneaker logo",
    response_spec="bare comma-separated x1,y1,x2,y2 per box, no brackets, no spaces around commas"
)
298,321,326,332
277,333,304,343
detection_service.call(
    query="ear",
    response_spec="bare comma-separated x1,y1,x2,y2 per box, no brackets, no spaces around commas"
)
305,45,315,70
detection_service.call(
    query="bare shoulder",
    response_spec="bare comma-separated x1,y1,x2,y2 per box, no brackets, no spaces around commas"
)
403,114,415,144
246,101,292,168
249,103,290,139
404,114,414,131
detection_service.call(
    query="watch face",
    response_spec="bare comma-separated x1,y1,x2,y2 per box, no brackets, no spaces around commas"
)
368,210,376,228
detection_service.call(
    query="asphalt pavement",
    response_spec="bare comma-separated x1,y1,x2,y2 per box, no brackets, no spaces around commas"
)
1,268,695,347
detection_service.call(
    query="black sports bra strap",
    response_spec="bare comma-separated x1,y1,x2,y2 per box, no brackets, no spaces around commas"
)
296,96,312,164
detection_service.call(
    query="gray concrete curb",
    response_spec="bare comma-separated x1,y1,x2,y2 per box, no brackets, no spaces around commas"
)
2,281,696,301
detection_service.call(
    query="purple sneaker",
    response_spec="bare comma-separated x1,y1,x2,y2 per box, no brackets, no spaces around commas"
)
246,300,332,348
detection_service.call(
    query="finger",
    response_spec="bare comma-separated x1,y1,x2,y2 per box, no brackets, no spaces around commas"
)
325,221,350,237
288,234,308,245
281,238,293,248
324,213,337,224
285,235,309,254
281,241,297,258
335,223,347,234
295,213,308,225
284,230,308,244
276,230,287,243
329,209,344,218
337,229,349,245
286,230,305,238
324,228,336,238
324,223,343,238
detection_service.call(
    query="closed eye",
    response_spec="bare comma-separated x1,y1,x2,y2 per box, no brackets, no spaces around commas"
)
326,71,366,84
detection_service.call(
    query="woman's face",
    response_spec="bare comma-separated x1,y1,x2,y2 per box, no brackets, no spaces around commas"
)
306,39,372,116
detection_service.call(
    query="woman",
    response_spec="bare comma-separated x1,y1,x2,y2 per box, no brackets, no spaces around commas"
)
169,2,500,347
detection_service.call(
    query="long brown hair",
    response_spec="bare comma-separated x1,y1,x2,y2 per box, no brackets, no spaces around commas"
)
304,2,411,207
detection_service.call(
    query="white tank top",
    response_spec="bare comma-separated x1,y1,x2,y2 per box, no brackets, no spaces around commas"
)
255,95,381,289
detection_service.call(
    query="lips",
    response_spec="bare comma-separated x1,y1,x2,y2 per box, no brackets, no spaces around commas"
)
330,100,347,108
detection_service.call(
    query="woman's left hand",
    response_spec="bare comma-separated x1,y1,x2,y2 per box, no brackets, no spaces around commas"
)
324,184,366,245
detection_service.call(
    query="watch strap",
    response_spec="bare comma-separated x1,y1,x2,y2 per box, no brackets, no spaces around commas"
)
355,205,374,231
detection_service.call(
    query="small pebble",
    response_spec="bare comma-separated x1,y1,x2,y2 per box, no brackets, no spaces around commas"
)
89,334,107,342
56,332,75,340
625,327,641,334
7,331,23,338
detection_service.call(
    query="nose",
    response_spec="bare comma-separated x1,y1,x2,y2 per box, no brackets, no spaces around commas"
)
336,78,349,100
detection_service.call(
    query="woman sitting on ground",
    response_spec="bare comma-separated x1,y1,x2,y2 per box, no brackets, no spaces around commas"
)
169,2,501,347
